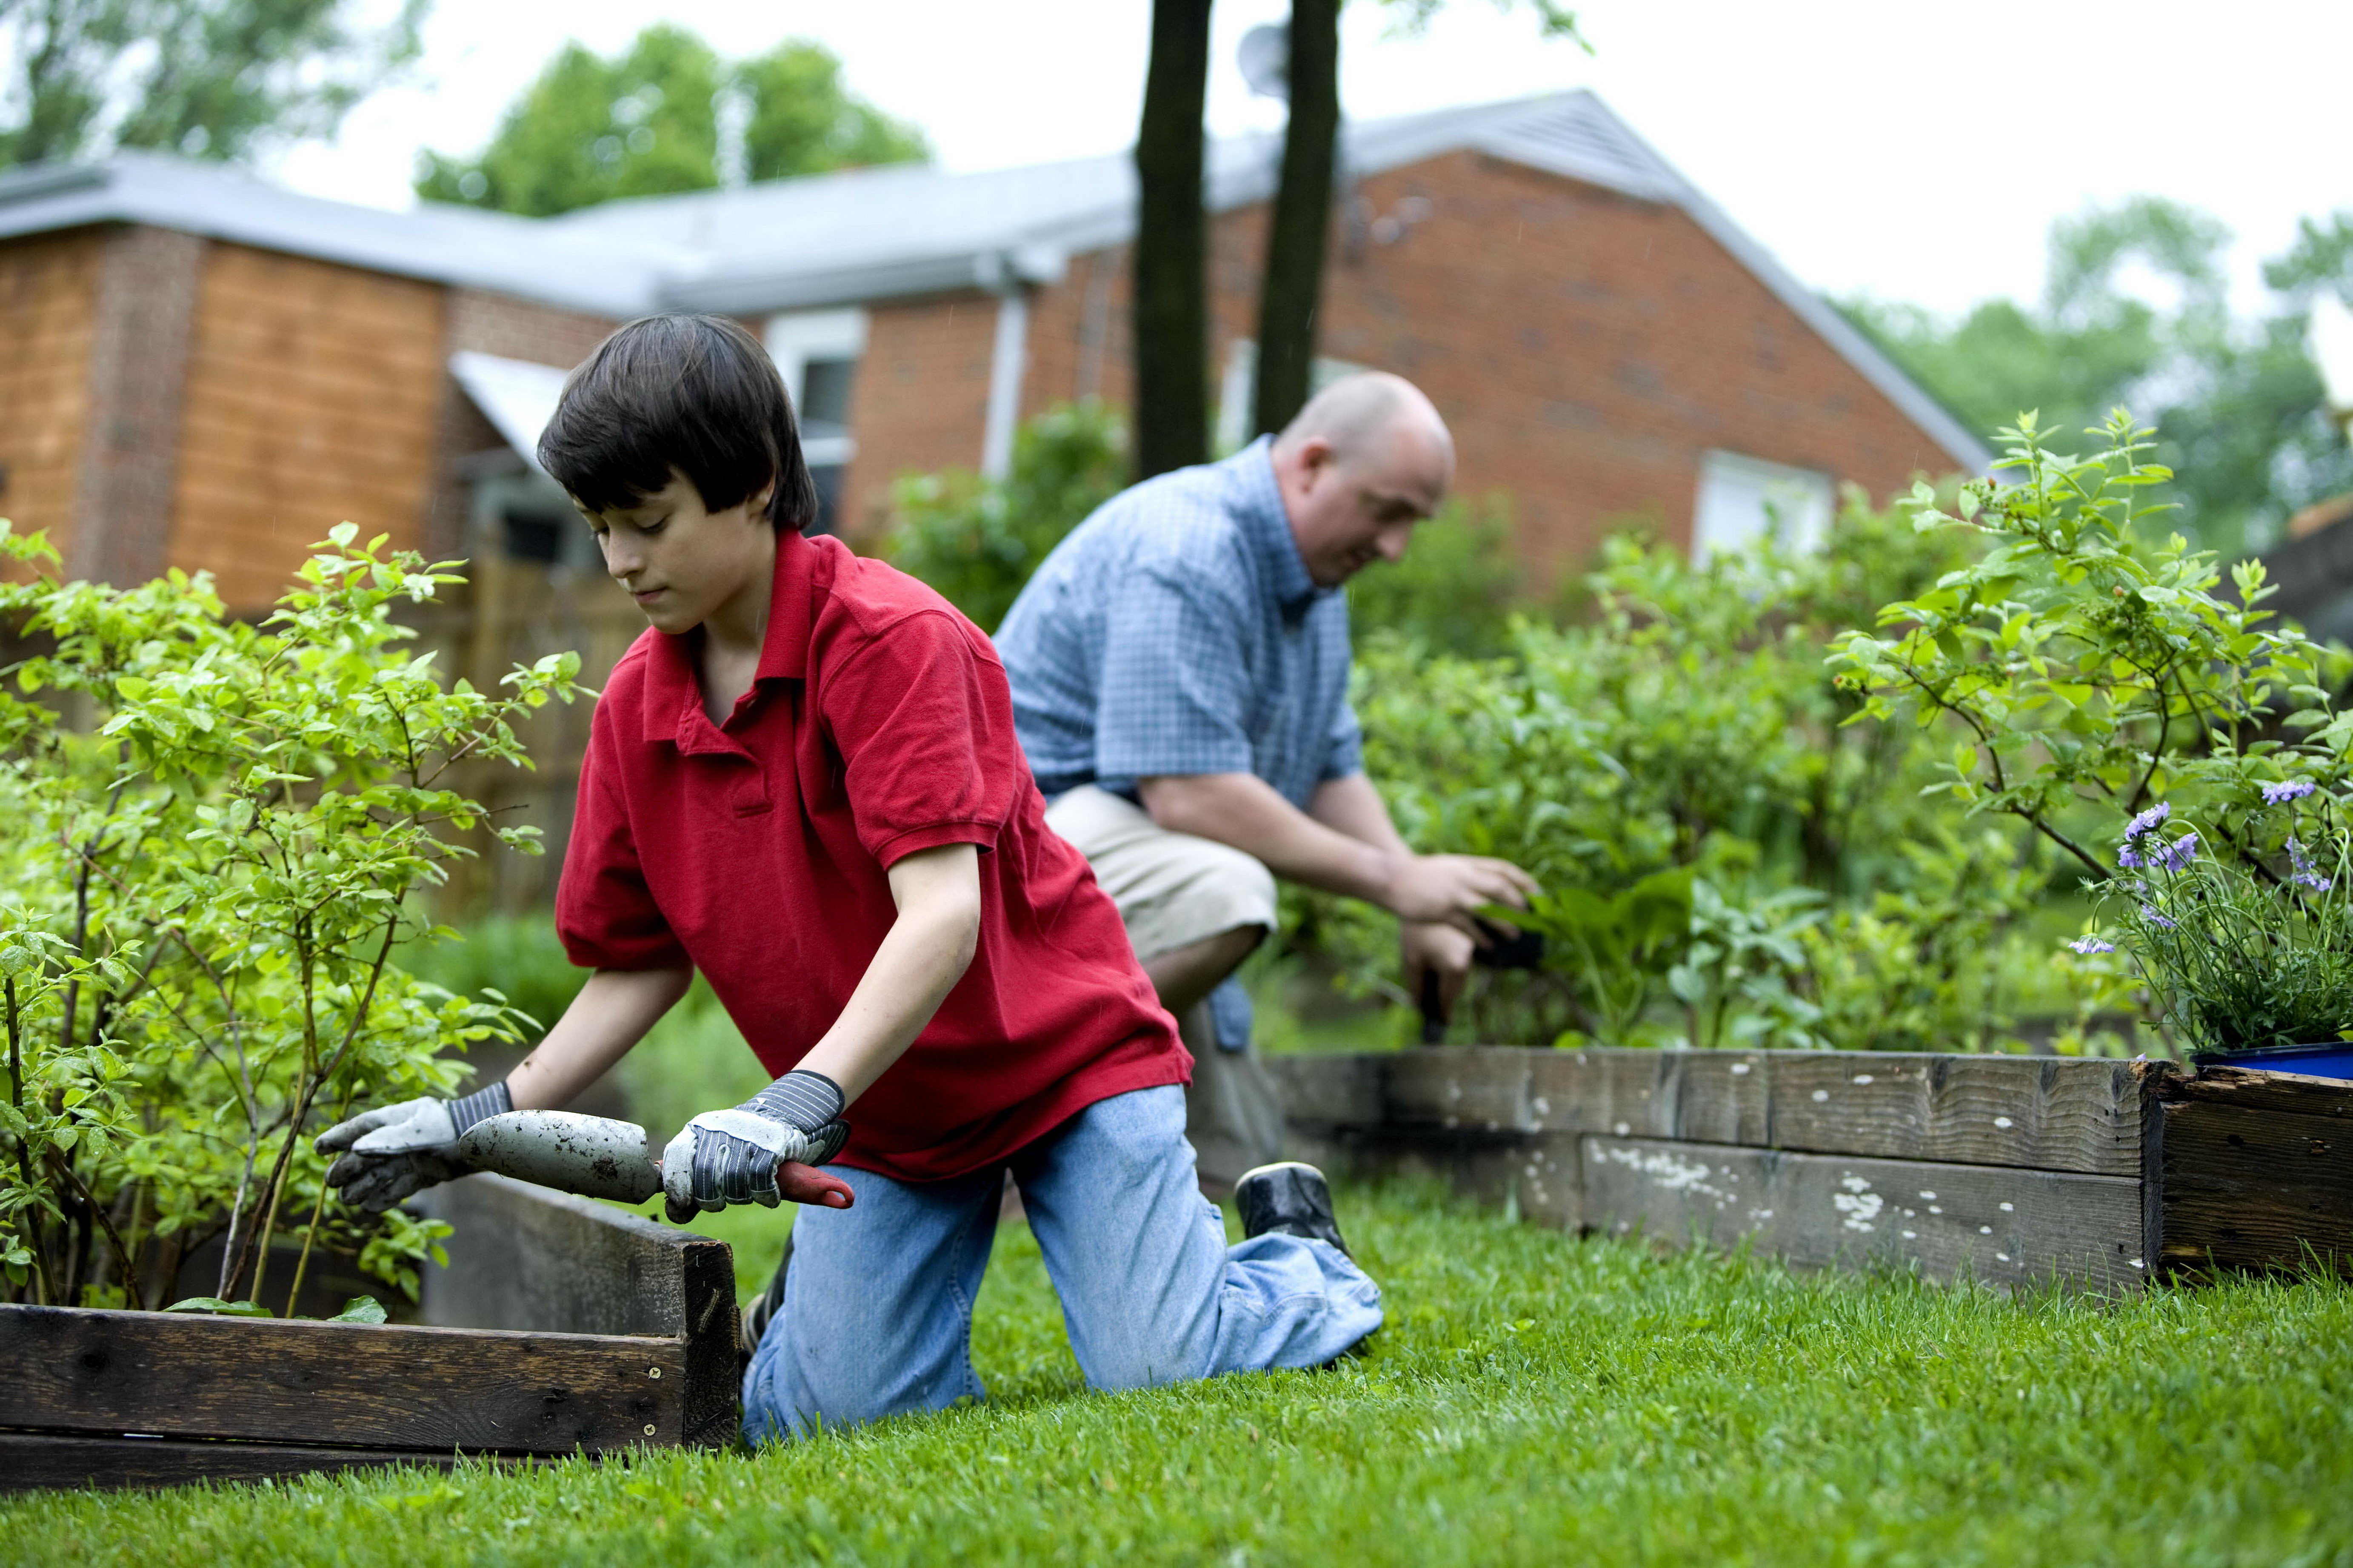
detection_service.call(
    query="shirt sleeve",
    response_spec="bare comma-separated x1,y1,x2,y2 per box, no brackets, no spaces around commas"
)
822,609,1019,866
554,707,689,971
1092,566,1256,782
1320,695,1365,781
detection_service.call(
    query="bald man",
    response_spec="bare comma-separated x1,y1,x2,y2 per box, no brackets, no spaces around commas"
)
996,374,1537,1189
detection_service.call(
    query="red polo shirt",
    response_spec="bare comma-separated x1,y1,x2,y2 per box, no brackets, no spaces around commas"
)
555,530,1188,1183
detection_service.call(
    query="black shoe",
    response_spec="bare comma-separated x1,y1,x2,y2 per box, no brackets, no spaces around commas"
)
1234,1162,1350,1257
739,1233,793,1363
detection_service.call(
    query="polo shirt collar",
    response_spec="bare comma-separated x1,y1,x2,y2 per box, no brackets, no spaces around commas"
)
640,529,815,751
1230,436,1326,614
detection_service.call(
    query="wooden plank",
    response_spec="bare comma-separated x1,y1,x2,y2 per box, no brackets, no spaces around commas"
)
0,1306,686,1454
1759,1054,2145,1177
1383,1047,1531,1134
2150,1063,2353,1120
1281,1048,2148,1175
1579,1136,2147,1290
1265,1054,1383,1127
420,1174,739,1447
2156,1098,2353,1278
0,1432,467,1492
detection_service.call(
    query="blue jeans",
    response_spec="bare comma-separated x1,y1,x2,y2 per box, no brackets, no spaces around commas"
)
741,1084,1382,1441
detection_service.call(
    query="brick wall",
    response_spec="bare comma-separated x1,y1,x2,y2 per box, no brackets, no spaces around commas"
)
837,291,1003,542
73,225,206,587
171,242,446,610
891,151,1967,583
423,288,620,557
0,230,103,565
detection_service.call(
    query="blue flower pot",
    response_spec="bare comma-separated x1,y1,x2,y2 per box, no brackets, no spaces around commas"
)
2195,1042,2353,1082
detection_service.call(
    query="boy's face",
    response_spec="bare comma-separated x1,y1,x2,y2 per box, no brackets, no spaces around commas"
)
582,470,776,636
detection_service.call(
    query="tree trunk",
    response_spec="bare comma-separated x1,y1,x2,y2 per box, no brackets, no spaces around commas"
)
1251,0,1341,438
1132,0,1215,480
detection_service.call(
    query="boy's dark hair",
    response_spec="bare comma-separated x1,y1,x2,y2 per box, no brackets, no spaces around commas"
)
537,314,819,533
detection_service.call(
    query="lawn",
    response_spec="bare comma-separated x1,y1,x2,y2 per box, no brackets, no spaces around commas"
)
9,1180,2351,1567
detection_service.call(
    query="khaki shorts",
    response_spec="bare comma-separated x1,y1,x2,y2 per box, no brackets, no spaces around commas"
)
1043,785,1279,960
1044,784,1287,1189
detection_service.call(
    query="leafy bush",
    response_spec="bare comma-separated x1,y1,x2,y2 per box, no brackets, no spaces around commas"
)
1293,490,2099,1052
1836,411,2353,1055
1344,498,1524,658
884,401,1128,632
0,523,580,1311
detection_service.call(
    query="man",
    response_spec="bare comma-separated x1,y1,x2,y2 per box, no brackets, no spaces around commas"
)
996,373,1539,1187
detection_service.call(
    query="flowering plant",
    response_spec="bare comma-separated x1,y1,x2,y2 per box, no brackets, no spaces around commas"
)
1833,410,2353,1055
2080,787,2353,1054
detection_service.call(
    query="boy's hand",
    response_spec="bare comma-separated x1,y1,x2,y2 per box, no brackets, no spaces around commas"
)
317,1082,514,1213
661,1069,851,1223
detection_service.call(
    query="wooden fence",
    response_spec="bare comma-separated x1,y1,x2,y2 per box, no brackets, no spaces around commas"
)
1271,1047,2353,1290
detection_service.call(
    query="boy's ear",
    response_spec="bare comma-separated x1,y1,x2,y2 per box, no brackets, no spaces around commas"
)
750,480,777,523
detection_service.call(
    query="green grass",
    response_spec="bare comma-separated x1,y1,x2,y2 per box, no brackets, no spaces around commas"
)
11,1182,2353,1566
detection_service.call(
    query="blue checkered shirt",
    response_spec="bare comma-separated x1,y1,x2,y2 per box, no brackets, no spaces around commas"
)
996,437,1363,811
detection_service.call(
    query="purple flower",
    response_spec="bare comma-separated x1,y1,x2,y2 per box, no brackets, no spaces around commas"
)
2125,802,2171,842
2117,846,2141,870
2068,935,2116,955
2147,832,2199,872
2288,836,2333,893
2140,903,2177,930
2263,778,2317,805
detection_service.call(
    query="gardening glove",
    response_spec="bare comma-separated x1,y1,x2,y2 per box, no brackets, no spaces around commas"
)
660,1069,850,1225
316,1081,514,1213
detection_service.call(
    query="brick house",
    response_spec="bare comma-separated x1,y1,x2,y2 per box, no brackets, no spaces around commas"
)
0,91,1984,613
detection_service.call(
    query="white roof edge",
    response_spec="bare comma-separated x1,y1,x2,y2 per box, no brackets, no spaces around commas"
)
449,350,571,473
1540,99,1991,475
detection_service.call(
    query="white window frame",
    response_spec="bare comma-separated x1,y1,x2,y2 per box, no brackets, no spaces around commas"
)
1691,449,1836,564
765,308,868,468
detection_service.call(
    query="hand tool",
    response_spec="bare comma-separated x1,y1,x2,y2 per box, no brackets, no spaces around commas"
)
451,1109,855,1209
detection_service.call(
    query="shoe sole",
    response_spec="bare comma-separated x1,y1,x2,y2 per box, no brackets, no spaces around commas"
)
1233,1161,1349,1257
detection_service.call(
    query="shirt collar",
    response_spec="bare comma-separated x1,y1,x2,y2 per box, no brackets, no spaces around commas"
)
639,530,816,751
1229,436,1325,614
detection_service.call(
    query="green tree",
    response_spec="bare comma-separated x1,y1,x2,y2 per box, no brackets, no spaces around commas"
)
0,0,423,168
1843,197,2353,558
417,27,926,217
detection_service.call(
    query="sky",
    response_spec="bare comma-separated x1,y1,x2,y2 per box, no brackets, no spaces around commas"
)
270,0,2353,322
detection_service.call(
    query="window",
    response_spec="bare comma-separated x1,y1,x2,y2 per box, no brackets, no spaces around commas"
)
767,309,867,535
1691,450,1835,564
1213,340,1373,455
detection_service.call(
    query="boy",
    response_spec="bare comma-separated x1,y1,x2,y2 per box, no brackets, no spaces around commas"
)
317,314,1381,1439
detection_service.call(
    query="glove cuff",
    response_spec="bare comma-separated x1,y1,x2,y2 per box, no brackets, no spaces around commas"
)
744,1069,844,1134
446,1079,514,1136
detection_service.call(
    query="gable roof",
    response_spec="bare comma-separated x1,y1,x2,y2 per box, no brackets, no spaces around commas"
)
0,90,1988,471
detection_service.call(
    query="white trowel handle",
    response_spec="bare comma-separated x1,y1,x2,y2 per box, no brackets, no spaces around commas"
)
453,1110,664,1203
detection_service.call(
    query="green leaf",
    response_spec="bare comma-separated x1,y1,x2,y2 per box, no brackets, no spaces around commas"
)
327,1295,388,1324
162,1296,273,1317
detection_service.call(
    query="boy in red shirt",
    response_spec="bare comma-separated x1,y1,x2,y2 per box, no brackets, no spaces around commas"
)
318,315,1381,1438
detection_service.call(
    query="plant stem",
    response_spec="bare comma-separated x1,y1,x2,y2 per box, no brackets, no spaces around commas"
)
283,1172,333,1318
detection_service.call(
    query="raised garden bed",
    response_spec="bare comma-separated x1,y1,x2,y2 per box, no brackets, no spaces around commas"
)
1272,1047,2353,1289
0,1174,737,1491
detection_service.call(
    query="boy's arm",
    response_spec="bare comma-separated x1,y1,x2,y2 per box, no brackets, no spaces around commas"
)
798,842,982,1100
508,965,695,1110
316,964,691,1212
658,842,980,1221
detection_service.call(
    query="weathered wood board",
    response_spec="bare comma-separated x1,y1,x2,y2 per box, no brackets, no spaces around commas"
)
1579,1137,2147,1289
1278,1048,2147,1177
0,1432,471,1491
2155,1087,2353,1278
420,1174,739,1447
0,1307,686,1454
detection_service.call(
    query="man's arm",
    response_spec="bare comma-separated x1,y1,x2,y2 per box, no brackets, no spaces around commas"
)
1137,771,1533,939
1306,773,1482,1009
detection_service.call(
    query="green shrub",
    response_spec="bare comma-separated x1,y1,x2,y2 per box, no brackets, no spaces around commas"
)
1836,411,2353,1055
1296,490,2103,1052
0,523,581,1311
884,401,1128,632
1344,497,1524,658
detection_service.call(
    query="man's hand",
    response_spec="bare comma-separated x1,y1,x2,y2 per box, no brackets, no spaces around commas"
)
660,1069,852,1224
1382,853,1538,935
1401,920,1474,1015
316,1082,513,1213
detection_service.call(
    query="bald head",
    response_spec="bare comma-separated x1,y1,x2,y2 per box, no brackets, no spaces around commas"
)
1272,372,1453,476
1267,372,1455,587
